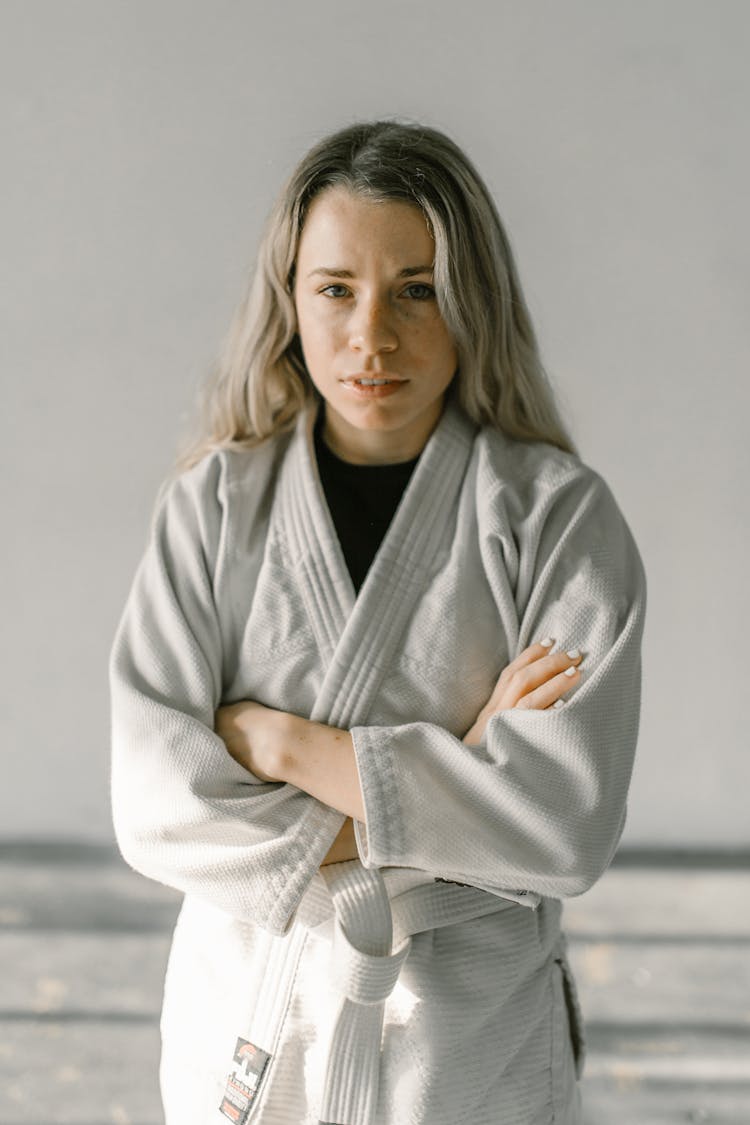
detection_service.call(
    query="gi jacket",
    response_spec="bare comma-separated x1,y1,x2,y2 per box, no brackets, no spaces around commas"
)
109,399,646,1124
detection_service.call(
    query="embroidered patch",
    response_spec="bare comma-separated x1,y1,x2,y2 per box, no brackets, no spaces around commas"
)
218,1038,271,1123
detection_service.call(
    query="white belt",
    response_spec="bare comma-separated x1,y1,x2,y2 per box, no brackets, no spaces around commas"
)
246,862,537,1125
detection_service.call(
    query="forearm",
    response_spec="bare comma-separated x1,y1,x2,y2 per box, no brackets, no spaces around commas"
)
217,702,366,823
264,713,364,864
277,715,366,823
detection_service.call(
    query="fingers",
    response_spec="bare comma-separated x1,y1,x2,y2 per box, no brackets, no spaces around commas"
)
469,640,585,732
498,638,558,682
514,664,583,711
522,646,584,692
485,639,554,706
488,640,584,709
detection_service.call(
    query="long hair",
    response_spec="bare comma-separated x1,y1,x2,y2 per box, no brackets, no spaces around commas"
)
173,118,577,477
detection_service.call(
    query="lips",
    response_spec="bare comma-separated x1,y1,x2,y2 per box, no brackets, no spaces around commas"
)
341,373,406,386
340,373,407,399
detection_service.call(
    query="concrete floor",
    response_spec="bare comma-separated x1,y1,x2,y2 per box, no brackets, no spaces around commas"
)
1,845,748,1124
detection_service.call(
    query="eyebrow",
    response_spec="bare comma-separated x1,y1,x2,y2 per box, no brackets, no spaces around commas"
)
306,264,434,279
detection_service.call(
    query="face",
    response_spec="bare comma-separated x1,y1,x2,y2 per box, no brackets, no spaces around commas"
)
292,186,458,464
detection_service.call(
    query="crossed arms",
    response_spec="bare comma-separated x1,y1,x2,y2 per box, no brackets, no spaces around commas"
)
215,639,585,864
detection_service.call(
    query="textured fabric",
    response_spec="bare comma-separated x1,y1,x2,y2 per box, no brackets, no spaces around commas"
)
158,876,579,1124
109,397,646,1123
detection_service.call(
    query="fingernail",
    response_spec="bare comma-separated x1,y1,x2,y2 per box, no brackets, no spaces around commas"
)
539,637,554,647
566,648,581,660
564,666,578,677
552,699,565,709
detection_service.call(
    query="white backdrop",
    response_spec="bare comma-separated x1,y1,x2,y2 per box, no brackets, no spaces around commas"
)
2,0,748,845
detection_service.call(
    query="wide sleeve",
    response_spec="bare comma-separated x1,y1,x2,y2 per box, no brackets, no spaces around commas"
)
108,452,343,935
350,465,647,900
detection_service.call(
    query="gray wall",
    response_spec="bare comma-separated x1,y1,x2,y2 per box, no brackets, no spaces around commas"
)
2,1,748,845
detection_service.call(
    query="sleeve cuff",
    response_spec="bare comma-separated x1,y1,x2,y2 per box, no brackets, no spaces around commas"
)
350,723,405,867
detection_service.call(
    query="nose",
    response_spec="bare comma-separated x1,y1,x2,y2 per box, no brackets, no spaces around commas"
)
348,296,398,356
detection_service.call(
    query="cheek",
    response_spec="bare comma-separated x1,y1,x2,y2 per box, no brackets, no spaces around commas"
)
411,319,457,367
297,310,337,355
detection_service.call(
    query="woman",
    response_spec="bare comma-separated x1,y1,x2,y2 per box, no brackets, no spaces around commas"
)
109,119,646,1125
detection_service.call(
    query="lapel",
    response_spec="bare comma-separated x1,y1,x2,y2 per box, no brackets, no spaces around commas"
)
276,398,478,729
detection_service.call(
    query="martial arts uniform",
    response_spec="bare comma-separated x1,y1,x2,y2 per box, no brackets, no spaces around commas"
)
109,396,646,1123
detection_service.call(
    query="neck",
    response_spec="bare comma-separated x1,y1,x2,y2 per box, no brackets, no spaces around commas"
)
320,401,445,465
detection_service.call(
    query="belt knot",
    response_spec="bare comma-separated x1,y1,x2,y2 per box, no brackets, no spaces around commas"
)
331,919,412,1006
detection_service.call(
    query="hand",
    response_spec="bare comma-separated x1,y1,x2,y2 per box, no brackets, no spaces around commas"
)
214,701,286,782
463,639,583,744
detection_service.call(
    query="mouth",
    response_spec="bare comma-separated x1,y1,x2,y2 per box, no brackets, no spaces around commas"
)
340,374,407,399
342,374,406,386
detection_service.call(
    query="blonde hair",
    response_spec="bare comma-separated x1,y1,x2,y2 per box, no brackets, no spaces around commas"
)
173,117,577,477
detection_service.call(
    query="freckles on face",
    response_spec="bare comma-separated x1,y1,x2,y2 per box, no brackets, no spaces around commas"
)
290,187,458,461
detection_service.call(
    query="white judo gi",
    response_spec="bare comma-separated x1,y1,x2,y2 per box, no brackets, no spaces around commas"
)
109,398,646,1124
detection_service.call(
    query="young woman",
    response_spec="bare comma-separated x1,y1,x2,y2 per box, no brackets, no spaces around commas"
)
109,119,646,1125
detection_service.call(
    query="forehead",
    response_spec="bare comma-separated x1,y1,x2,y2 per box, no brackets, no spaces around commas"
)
296,187,434,263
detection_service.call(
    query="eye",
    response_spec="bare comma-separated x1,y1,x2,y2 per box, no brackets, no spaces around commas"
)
319,285,350,298
403,283,435,300
317,282,435,300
